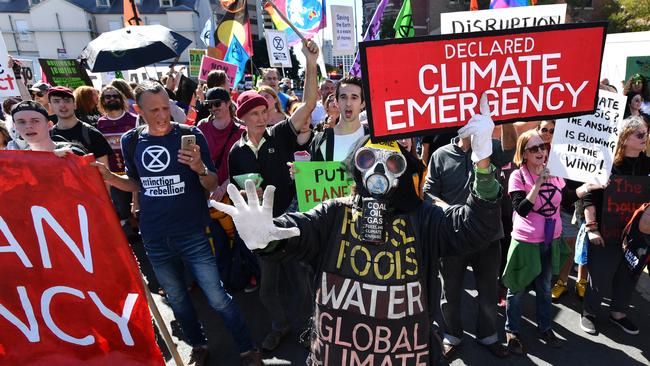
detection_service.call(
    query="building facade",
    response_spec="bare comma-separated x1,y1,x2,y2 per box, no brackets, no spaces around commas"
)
0,0,267,62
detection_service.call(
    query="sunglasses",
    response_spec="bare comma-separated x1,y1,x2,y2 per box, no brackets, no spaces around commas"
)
632,131,647,140
103,94,121,100
540,127,554,134
525,143,550,153
206,100,224,109
31,91,44,98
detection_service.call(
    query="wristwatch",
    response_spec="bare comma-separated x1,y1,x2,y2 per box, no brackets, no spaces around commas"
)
198,165,209,177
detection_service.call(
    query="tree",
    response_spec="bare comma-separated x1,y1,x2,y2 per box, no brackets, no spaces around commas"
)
604,0,650,33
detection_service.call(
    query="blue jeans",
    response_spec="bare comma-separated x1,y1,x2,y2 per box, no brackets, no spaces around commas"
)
143,231,254,352
505,242,553,334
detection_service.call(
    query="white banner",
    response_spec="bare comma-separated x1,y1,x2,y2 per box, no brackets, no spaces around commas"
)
0,32,20,97
440,3,566,34
547,90,626,185
331,5,356,56
265,30,292,68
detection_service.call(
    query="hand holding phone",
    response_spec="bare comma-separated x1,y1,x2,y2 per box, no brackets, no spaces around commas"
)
181,135,196,150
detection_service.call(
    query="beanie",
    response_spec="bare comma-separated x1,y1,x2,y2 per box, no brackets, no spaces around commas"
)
236,90,268,119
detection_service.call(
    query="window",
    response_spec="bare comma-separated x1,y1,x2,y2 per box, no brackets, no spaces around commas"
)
29,0,41,5
160,0,173,7
14,20,31,42
108,20,121,31
96,0,110,7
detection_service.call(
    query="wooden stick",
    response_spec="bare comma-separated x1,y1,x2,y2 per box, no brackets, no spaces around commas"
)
141,275,186,366
264,0,308,44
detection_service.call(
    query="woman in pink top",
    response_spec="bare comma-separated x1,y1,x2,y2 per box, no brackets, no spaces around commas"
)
502,129,568,355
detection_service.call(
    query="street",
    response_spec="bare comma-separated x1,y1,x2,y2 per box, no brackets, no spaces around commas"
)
135,239,650,366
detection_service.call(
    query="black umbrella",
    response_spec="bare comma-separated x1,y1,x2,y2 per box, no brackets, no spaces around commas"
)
80,25,192,72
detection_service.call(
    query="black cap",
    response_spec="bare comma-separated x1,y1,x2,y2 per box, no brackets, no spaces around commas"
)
11,100,49,120
205,87,230,102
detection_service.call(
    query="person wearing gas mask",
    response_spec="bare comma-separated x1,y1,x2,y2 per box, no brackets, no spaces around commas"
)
213,93,502,365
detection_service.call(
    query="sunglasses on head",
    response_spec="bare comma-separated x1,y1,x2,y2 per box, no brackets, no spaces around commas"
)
526,143,550,153
103,94,120,100
206,100,224,109
540,127,554,134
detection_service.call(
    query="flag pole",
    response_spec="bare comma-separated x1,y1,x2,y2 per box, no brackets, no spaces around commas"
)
264,0,308,44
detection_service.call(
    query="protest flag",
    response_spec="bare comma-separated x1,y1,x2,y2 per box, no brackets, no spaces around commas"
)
490,0,536,8
263,0,326,47
123,0,143,26
224,36,249,87
213,0,252,60
393,0,414,38
197,0,214,47
349,0,389,77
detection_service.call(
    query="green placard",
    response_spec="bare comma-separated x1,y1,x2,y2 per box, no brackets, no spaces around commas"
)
38,58,92,89
625,56,650,82
189,49,206,79
294,161,353,212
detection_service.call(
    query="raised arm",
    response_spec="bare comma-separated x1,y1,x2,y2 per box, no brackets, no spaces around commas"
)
290,40,319,132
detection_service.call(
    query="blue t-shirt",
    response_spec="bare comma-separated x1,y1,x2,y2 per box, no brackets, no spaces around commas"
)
122,123,216,240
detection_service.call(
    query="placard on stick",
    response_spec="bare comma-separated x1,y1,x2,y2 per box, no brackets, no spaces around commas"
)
360,23,607,141
0,31,20,97
601,176,650,244
39,58,92,89
189,49,207,78
547,89,625,185
294,161,353,212
198,55,237,87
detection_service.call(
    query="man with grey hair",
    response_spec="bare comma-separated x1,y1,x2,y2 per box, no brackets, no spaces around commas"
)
260,68,289,112
311,79,335,126
92,81,260,366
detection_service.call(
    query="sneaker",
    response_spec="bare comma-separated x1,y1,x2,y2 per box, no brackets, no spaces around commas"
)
540,330,562,348
506,332,524,356
240,348,262,366
551,279,568,300
580,314,597,335
610,315,639,335
244,276,259,293
261,325,291,351
188,345,209,366
575,279,588,299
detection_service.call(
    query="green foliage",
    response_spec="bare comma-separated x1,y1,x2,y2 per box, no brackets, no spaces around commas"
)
606,0,650,33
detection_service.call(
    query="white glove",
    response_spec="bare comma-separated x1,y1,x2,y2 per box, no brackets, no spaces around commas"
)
457,91,495,163
210,179,301,251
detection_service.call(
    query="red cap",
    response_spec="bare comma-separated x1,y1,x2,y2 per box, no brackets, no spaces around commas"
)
236,90,268,119
47,86,74,99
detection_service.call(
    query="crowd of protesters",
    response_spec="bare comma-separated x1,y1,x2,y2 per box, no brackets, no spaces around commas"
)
1,42,649,366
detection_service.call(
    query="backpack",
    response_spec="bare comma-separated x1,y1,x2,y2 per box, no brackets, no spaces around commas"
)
122,122,195,180
50,121,93,148
309,124,370,161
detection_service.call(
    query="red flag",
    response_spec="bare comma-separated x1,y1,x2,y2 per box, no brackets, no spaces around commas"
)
470,0,479,10
0,151,164,365
124,0,143,26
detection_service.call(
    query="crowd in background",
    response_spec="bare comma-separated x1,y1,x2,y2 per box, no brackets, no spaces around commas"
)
1,47,649,366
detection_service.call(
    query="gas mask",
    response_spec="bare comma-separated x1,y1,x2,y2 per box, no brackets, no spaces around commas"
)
353,140,407,243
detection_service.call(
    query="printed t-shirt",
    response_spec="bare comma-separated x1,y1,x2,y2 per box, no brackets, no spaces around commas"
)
509,167,565,243
197,118,245,184
122,123,215,240
51,120,113,159
97,112,137,173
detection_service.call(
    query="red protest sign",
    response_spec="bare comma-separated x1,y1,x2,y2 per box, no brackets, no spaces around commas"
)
0,151,164,365
360,23,607,141
199,55,237,87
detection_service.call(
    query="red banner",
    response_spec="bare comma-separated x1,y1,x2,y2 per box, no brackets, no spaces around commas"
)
360,23,607,141
0,151,164,365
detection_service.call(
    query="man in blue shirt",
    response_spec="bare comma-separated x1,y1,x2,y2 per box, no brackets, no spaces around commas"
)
93,81,260,366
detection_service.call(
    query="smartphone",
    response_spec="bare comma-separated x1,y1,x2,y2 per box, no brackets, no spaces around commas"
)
181,135,196,150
